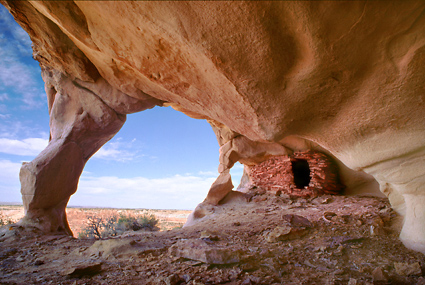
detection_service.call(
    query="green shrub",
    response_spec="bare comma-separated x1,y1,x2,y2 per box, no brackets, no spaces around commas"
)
0,213,15,226
78,213,159,239
135,214,159,231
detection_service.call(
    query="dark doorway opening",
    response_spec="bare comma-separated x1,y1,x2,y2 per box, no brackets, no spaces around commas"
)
291,159,311,189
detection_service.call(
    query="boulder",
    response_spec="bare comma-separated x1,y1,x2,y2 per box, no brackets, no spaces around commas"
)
394,262,422,276
169,239,243,264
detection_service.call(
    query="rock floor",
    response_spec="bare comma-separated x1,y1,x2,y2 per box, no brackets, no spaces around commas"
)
1,193,425,285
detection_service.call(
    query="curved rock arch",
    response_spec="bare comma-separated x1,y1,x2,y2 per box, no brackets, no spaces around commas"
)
1,1,425,253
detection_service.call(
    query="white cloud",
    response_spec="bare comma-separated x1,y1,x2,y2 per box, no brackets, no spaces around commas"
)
0,136,142,161
0,165,217,209
0,6,32,57
0,159,21,180
0,119,48,140
0,159,22,202
0,104,7,113
198,170,217,176
0,137,48,156
0,157,217,209
10,23,32,55
0,93,9,101
0,54,45,109
69,173,217,210
0,57,35,85
93,137,141,162
233,163,244,169
0,5,45,110
0,156,223,210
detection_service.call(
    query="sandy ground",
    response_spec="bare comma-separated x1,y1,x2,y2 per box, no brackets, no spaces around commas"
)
0,206,191,237
1,192,425,284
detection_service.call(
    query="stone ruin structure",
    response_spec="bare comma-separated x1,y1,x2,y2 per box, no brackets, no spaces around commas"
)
1,1,425,254
249,151,345,198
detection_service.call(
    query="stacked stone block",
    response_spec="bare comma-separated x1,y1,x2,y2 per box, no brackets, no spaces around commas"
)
249,150,345,198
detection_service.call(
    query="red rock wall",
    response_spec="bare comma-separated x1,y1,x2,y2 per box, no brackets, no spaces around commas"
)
249,150,345,198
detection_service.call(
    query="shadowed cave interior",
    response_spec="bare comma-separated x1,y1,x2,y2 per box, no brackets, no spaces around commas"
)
291,159,311,189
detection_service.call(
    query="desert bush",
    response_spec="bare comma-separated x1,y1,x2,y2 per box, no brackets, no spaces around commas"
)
133,214,159,231
78,214,118,239
0,212,15,226
78,213,159,239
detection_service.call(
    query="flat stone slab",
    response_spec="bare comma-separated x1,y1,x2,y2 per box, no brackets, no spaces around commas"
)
169,239,243,264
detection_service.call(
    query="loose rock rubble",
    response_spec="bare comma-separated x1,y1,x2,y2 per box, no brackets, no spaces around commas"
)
2,0,425,258
1,191,425,284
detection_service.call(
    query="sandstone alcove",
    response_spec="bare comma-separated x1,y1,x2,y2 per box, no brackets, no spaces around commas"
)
1,1,425,258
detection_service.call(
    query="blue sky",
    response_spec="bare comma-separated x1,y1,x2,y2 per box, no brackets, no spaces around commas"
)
0,5,242,210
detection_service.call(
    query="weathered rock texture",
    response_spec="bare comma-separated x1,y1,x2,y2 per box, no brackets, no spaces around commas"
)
1,1,425,253
249,151,345,198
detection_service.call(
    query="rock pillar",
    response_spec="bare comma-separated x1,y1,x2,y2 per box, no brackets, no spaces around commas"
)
362,145,425,254
18,69,126,235
185,123,289,227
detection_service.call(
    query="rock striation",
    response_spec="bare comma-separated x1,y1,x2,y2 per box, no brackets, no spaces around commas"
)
1,1,425,253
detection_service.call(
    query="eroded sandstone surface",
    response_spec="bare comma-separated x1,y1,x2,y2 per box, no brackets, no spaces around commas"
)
2,194,425,284
0,1,424,253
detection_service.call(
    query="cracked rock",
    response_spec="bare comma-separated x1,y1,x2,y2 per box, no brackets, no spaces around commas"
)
169,239,243,264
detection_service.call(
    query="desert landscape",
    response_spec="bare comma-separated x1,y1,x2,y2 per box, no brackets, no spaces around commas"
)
1,1,425,284
0,205,191,237
2,191,425,284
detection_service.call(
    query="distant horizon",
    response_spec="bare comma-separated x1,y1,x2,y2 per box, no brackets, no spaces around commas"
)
0,5,243,211
0,202,193,211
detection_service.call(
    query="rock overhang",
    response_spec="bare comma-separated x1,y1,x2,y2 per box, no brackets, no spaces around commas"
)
1,1,425,253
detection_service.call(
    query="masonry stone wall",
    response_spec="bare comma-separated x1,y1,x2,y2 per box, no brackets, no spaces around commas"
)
249,150,345,198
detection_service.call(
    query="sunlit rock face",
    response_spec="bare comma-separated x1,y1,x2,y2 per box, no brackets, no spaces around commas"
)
1,1,425,253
